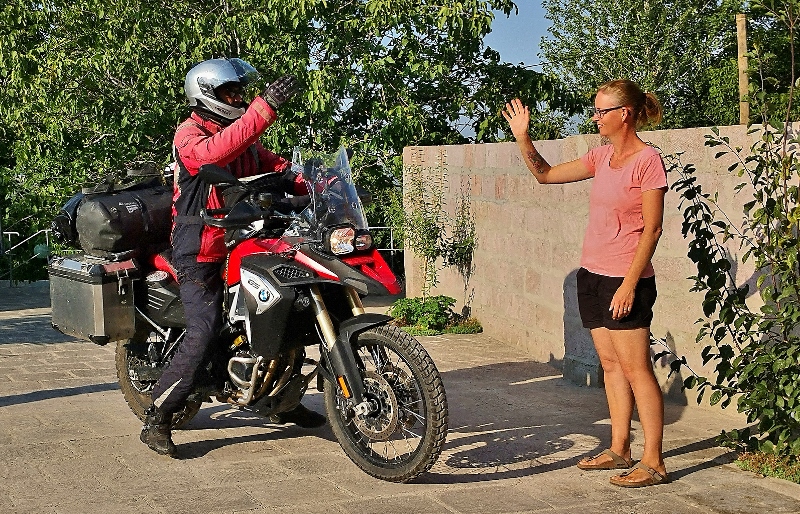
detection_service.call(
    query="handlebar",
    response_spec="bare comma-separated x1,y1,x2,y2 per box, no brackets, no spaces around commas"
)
200,208,282,229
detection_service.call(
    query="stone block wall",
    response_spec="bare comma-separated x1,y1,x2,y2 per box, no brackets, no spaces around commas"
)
403,125,763,406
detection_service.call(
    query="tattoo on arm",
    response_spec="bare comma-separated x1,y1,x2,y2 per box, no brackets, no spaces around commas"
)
526,150,549,174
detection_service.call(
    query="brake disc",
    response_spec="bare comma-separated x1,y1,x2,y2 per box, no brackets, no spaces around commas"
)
354,371,399,441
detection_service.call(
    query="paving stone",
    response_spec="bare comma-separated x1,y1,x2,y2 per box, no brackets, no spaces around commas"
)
244,476,355,509
435,484,552,513
334,494,454,514
147,486,263,514
1,282,799,514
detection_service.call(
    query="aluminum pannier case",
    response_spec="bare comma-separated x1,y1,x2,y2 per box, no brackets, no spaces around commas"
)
48,254,140,345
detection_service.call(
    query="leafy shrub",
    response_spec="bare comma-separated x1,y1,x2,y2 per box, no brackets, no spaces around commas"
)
663,0,800,459
389,295,482,335
446,317,483,334
736,452,800,484
390,295,456,331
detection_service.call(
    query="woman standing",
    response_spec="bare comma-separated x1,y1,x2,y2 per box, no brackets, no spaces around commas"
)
503,79,669,487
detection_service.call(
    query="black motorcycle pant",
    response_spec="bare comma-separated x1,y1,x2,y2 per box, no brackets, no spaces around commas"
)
151,260,223,416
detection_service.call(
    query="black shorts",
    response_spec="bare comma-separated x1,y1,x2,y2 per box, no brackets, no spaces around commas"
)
576,267,657,330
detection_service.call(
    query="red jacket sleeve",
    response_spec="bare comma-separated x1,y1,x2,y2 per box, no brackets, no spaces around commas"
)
255,142,290,173
174,97,278,174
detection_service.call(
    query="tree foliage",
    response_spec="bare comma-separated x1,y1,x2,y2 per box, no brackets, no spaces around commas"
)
668,0,800,457
0,0,583,280
748,1,800,126
541,0,745,129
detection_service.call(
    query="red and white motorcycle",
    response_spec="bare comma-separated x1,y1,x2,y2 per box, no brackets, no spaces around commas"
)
117,147,448,482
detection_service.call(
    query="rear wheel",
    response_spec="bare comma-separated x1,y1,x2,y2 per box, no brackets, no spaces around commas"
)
115,330,200,430
324,325,448,482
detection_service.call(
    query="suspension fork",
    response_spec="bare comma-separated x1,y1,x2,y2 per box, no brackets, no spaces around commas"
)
309,284,392,409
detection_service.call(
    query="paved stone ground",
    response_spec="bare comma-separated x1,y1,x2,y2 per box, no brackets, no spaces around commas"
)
1,282,800,513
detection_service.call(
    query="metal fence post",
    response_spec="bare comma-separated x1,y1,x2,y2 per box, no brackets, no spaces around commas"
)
0,218,4,286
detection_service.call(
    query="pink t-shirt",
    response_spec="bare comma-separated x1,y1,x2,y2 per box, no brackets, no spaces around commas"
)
579,144,667,278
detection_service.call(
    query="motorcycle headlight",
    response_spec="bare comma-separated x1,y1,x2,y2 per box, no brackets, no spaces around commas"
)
355,232,373,251
326,226,356,255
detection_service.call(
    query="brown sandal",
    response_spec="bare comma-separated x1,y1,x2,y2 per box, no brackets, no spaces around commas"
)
577,449,633,470
610,462,669,487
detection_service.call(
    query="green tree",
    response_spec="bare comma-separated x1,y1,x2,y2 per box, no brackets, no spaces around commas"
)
0,0,581,279
667,0,800,457
540,0,743,129
748,1,800,126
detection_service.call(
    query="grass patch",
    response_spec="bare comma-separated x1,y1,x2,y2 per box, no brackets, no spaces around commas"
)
736,452,800,484
398,317,483,336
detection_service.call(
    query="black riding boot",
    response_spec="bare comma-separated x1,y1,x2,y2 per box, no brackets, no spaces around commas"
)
140,405,177,457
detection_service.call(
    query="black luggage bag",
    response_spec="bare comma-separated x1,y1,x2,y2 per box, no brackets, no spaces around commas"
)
75,182,173,260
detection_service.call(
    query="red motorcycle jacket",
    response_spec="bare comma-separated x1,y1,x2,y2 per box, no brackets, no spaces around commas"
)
171,96,304,263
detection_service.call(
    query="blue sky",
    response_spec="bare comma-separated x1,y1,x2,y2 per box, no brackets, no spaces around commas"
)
484,3,551,67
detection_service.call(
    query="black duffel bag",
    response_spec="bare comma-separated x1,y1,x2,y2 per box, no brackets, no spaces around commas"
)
51,191,85,246
75,179,173,260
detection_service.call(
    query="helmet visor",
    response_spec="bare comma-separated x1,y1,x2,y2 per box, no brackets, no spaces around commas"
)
195,58,261,98
228,58,260,87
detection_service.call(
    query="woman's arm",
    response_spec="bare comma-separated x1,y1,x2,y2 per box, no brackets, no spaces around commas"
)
502,99,592,184
609,187,666,320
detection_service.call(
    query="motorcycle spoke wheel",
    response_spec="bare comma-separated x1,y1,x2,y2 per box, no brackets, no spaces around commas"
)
115,331,198,430
324,325,448,483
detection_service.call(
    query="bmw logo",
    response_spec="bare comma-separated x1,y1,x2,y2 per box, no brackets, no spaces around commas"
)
258,289,270,302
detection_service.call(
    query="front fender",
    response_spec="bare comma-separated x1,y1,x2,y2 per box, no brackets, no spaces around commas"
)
337,313,393,345
324,313,393,403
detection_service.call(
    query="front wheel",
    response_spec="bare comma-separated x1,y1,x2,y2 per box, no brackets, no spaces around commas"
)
324,325,448,482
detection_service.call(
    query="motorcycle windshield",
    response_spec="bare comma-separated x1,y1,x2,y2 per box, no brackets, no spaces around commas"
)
293,146,368,231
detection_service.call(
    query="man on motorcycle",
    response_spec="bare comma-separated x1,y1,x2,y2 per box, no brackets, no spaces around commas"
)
140,57,325,457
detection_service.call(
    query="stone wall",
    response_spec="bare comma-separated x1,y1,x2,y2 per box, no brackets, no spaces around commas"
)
402,125,763,405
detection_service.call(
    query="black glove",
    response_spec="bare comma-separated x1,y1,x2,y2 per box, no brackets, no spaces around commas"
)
262,75,299,110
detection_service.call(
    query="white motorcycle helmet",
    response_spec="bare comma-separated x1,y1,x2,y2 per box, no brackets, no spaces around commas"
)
184,58,261,121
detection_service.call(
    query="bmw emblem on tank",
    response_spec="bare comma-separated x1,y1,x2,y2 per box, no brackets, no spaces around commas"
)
259,289,270,302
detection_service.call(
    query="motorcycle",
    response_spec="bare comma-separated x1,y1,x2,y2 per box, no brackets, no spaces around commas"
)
115,147,448,482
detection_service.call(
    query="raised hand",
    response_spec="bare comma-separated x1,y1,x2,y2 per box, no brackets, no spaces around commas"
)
502,98,531,139
262,75,300,110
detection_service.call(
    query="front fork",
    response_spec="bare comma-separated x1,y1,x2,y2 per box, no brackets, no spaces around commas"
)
309,284,391,412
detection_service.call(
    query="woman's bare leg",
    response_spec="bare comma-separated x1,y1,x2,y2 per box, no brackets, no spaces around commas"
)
609,327,666,477
578,327,634,466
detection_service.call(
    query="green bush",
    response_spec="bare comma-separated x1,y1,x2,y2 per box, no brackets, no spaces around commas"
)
736,452,800,484
389,295,483,335
447,317,483,334
665,0,800,458
390,295,456,331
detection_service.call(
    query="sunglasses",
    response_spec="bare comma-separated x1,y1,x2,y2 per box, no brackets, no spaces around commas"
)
592,105,625,118
218,85,245,98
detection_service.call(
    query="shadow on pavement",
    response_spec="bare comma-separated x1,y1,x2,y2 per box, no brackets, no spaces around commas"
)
163,359,736,483
0,314,76,344
0,382,119,407
664,435,738,481
0,282,51,312
178,428,339,460
419,360,728,485
176,400,339,459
